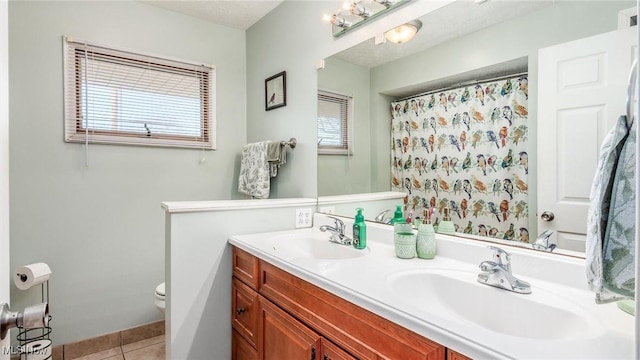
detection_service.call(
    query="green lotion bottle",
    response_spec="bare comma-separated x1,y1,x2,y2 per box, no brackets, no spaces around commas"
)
437,207,455,234
353,208,367,249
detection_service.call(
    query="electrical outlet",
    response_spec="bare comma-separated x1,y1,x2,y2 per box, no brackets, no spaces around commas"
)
295,208,313,228
319,206,335,215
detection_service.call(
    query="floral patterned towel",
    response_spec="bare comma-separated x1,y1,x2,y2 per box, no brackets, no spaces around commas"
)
602,120,635,299
586,115,633,303
238,141,271,199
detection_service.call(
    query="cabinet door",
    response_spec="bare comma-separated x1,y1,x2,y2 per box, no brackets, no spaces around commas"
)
321,338,356,360
233,278,259,347
258,295,321,360
233,329,258,360
447,348,472,360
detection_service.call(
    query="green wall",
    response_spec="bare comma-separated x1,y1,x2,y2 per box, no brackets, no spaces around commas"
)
9,0,246,345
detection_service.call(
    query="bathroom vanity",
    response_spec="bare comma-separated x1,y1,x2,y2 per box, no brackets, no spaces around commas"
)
229,214,635,359
231,246,458,359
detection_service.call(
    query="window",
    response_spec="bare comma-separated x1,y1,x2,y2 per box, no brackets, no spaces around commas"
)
317,90,352,155
63,37,215,149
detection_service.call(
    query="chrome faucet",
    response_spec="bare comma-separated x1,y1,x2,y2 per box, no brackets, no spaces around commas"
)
374,209,392,224
531,229,556,252
477,246,531,294
319,216,352,246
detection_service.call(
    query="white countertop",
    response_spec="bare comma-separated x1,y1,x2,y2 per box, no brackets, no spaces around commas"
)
229,215,635,359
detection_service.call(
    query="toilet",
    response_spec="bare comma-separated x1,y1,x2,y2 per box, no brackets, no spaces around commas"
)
155,282,165,314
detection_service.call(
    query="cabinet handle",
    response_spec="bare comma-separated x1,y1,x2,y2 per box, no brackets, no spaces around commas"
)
236,308,246,315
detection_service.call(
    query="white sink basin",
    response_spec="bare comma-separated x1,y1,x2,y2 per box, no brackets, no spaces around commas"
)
263,232,370,260
386,269,602,340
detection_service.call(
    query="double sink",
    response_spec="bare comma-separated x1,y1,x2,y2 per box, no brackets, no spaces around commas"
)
229,219,634,359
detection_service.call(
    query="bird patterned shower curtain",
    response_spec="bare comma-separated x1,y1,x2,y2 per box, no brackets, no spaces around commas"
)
390,75,529,242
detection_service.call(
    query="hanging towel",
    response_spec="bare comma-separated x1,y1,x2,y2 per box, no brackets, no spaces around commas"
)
602,121,635,298
238,141,271,199
266,141,287,177
586,115,633,303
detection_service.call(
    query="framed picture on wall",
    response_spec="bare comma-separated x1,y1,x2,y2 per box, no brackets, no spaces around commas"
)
265,71,286,111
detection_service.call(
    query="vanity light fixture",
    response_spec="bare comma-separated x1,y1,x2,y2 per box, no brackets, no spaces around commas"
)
385,20,422,44
373,0,397,8
325,0,410,37
347,2,371,18
323,14,352,29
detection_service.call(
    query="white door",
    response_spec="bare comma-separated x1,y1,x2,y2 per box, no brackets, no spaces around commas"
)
538,27,637,252
0,2,9,359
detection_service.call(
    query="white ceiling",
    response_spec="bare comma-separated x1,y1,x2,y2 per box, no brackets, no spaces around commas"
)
333,0,554,69
143,0,555,71
143,0,284,30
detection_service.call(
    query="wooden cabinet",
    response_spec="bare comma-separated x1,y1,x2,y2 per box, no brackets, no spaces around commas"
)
258,295,321,359
232,277,259,347
232,246,469,360
233,247,260,289
320,337,357,360
232,329,258,360
447,349,472,360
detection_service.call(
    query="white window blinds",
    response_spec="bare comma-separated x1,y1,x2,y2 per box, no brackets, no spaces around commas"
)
318,90,352,155
63,37,215,149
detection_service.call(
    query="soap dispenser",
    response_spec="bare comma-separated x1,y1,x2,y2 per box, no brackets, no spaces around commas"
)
392,205,416,259
390,205,405,225
437,207,455,234
416,208,436,259
353,208,367,250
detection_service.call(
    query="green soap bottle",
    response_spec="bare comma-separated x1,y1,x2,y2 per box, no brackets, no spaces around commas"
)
353,208,367,250
391,204,413,235
390,205,405,225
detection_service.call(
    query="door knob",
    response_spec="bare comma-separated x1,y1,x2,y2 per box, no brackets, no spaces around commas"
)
541,211,555,221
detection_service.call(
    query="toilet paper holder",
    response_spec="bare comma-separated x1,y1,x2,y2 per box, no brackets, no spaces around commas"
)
0,302,49,340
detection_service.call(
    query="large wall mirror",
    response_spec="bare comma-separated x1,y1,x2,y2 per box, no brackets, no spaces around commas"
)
317,0,637,256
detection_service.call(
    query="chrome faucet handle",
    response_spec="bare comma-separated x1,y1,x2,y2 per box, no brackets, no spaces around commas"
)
487,246,511,273
326,216,345,234
536,229,554,245
374,209,391,223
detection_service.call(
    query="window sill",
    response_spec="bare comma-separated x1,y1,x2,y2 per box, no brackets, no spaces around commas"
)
318,148,353,156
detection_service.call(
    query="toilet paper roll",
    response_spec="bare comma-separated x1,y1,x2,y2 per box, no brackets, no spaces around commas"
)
14,263,51,290
21,339,51,360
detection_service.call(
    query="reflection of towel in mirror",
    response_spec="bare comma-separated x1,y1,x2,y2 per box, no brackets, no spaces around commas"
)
586,115,634,303
238,141,271,199
267,141,287,177
602,121,635,299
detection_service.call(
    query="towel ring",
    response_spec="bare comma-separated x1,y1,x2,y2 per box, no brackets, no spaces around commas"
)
625,58,637,129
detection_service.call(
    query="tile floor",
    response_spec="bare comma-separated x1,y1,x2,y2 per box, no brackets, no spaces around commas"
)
73,335,165,360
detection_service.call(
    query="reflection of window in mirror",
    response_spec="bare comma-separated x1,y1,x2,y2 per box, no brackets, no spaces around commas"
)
317,90,353,155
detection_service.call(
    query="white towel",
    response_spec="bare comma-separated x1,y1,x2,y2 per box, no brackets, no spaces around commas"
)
238,141,271,199
586,115,633,303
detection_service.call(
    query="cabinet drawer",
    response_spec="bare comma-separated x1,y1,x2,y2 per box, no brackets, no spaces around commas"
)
232,277,259,348
232,329,258,360
233,247,259,289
